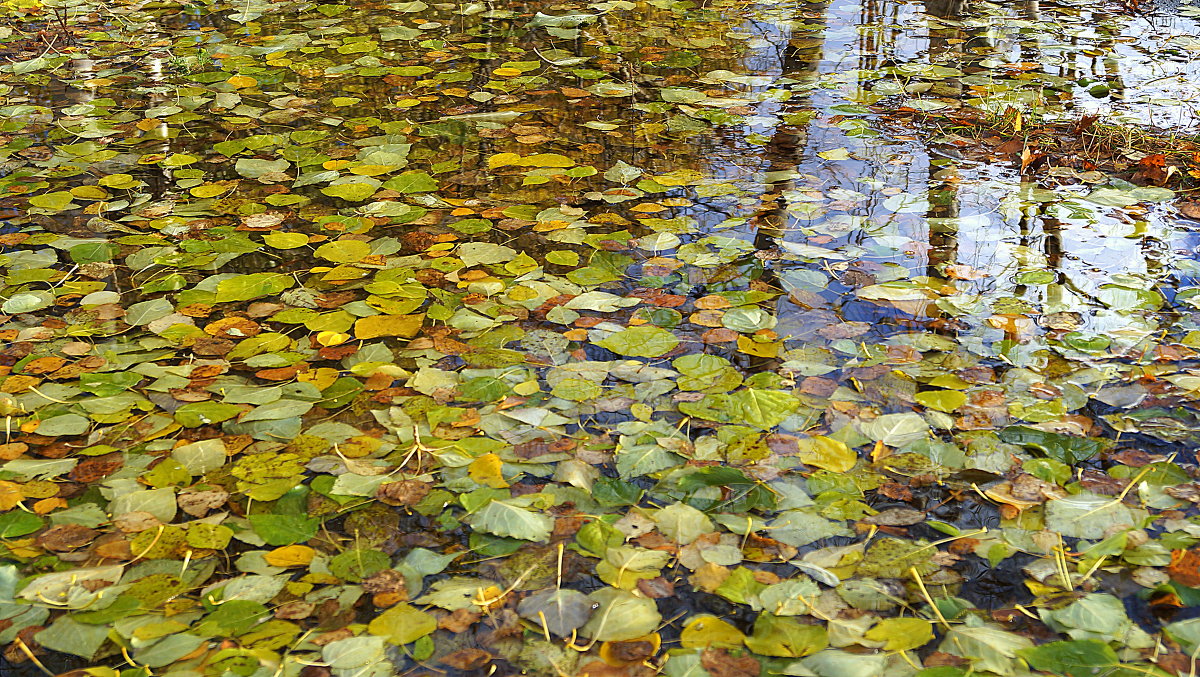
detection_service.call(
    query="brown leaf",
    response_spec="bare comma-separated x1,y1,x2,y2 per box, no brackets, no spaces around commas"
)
438,607,481,633
0,443,28,461
191,337,234,357
636,576,674,599
20,357,67,375
878,482,913,502
701,328,738,344
0,375,38,394
862,507,925,526
799,377,837,397
204,317,261,339
690,562,731,592
604,638,657,664
361,569,408,596
375,480,431,506
1179,202,1200,220
700,649,760,677
439,649,492,671
275,601,316,620
68,454,124,483
177,489,230,517
36,524,98,552
579,660,653,677
93,536,132,560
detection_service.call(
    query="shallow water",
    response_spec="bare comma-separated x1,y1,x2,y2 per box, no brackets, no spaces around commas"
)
1,0,1200,673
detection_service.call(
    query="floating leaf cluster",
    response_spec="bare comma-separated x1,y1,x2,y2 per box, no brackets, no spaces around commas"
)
0,0,1198,675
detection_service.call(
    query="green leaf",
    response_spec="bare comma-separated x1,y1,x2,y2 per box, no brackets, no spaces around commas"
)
999,426,1106,464
1017,639,1120,677
415,577,499,610
1044,494,1138,540
728,389,800,429
322,636,386,670
768,509,852,547
597,326,679,358
2,291,54,314
860,412,929,447
35,414,90,436
864,617,934,651
937,625,1033,675
28,191,77,212
757,578,821,616
247,514,320,545
578,588,661,641
469,499,554,541
382,171,438,193
329,548,390,582
186,522,233,549
654,502,712,545
1038,594,1134,642
175,402,243,427
216,273,295,303
322,182,378,201
0,511,43,538
70,241,120,264
798,651,888,677
134,634,206,668
517,589,593,637
36,616,109,659
235,158,290,179
744,613,828,657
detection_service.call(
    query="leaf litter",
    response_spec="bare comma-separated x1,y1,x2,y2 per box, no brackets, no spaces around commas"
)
0,0,1199,674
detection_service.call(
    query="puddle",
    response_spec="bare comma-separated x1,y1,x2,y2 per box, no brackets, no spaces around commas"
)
0,0,1198,672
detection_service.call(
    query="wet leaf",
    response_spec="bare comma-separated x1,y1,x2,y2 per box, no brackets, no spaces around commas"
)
578,588,662,641
469,499,554,541
517,589,592,636
598,326,680,358
368,603,437,644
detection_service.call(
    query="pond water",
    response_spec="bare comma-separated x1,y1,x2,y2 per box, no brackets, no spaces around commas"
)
2,0,1200,674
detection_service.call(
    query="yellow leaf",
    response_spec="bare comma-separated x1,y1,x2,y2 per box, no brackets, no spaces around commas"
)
492,67,522,77
354,314,425,340
518,153,574,168
680,615,745,649
468,453,509,489
350,164,398,176
33,497,66,514
264,545,316,568
314,240,371,263
652,170,704,186
488,152,522,169
474,585,505,611
70,185,109,201
263,231,309,249
98,173,137,189
226,75,257,89
796,435,856,473
7,538,39,559
316,331,349,346
190,182,237,198
297,367,340,391
737,335,779,358
0,481,23,511
323,159,353,170
513,380,540,396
